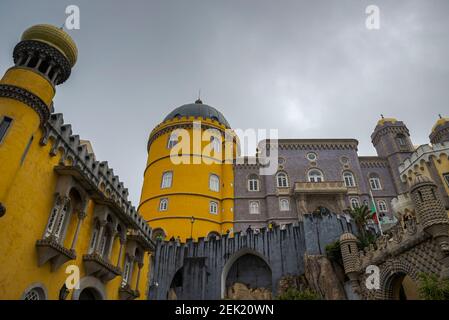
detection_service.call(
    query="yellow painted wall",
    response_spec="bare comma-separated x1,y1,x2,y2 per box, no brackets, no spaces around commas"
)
139,116,236,241
0,66,151,300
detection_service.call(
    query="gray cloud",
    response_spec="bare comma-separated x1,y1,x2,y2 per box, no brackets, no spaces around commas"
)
1,0,448,204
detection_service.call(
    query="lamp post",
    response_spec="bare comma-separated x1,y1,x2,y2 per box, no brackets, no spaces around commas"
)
190,216,195,239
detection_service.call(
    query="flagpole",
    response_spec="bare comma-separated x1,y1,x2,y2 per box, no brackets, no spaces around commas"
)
370,190,383,236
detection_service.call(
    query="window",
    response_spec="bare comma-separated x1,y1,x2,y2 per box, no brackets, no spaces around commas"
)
122,257,131,287
350,198,360,209
396,134,407,147
343,171,356,187
0,116,13,143
443,173,449,188
89,225,99,254
369,174,382,190
209,174,220,192
378,200,388,213
159,198,168,211
276,172,289,187
306,152,317,161
210,136,221,153
167,131,178,149
308,169,324,182
161,171,173,189
279,198,290,211
22,287,46,300
249,201,260,214
53,202,68,240
20,135,34,165
210,201,218,214
248,174,260,191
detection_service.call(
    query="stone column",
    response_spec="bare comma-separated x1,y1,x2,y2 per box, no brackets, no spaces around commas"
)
70,210,86,250
116,236,126,268
135,262,143,291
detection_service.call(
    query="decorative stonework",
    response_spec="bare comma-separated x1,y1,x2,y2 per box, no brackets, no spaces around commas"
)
13,40,71,84
0,84,50,126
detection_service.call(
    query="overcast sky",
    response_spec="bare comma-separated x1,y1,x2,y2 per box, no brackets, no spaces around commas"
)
1,0,448,204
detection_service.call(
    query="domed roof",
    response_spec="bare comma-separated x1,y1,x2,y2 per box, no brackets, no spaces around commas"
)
339,232,358,242
21,24,78,67
431,115,449,133
164,99,230,128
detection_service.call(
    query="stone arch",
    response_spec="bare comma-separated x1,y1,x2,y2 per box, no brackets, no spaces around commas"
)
220,248,272,299
20,282,48,300
72,276,107,300
377,260,420,300
167,267,184,300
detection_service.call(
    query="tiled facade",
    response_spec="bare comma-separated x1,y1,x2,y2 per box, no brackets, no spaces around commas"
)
233,119,417,232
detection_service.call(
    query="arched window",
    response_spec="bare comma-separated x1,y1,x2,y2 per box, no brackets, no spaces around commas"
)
378,200,388,213
279,198,290,211
161,171,173,189
350,198,360,209
22,286,47,300
88,221,100,254
207,231,221,241
308,169,324,182
209,174,220,192
369,173,382,190
396,134,407,147
210,201,218,214
167,131,179,149
343,171,356,187
210,135,221,153
152,228,166,241
276,172,289,187
249,201,260,214
121,256,132,287
248,174,260,191
159,198,168,211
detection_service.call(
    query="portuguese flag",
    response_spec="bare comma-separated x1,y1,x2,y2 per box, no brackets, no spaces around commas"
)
369,190,383,235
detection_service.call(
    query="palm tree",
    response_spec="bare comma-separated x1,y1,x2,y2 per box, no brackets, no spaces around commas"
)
349,205,371,238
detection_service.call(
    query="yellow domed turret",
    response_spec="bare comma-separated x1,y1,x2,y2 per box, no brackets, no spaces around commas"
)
377,115,398,126
21,24,78,67
430,115,449,144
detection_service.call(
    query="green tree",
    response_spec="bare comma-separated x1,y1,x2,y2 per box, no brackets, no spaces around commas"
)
418,273,449,300
349,205,372,238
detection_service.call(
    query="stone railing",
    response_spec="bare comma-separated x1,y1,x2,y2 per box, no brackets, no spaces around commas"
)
294,181,347,194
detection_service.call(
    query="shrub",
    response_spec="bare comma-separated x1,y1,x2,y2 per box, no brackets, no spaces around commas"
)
418,273,449,300
277,288,321,300
325,240,342,266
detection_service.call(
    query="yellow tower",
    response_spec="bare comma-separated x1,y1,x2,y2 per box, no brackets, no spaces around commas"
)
138,99,236,241
0,24,77,216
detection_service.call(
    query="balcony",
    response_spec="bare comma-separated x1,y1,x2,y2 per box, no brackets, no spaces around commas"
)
119,284,140,300
294,181,348,195
35,236,76,271
82,253,122,282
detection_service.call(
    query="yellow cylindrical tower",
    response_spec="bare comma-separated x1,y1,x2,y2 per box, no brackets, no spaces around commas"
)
0,24,77,216
138,99,236,241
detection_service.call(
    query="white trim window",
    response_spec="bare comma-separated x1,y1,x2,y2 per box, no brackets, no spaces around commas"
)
378,200,388,213
343,171,356,187
276,172,289,188
350,198,360,209
396,134,407,147
167,131,179,149
249,201,260,214
209,174,220,192
161,171,173,189
248,174,260,191
159,198,168,211
369,174,382,190
279,198,290,211
308,169,324,182
443,172,449,188
210,135,221,153
210,201,218,214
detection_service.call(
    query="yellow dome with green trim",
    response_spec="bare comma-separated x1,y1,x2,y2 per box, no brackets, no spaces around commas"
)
21,24,78,67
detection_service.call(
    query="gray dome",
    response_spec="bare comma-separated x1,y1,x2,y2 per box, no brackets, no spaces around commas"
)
163,100,230,128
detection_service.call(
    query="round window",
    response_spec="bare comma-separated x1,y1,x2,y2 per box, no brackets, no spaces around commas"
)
340,156,349,165
306,152,317,161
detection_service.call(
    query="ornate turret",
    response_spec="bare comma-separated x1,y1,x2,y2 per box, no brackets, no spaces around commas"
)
0,24,77,217
371,116,414,194
340,232,361,293
429,115,449,145
409,173,449,253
